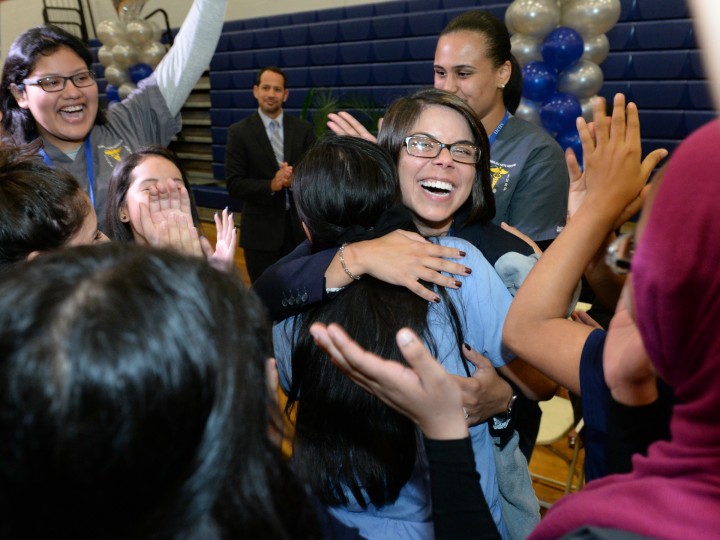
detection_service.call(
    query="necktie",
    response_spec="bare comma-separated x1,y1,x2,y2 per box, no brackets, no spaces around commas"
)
269,120,290,209
269,120,284,165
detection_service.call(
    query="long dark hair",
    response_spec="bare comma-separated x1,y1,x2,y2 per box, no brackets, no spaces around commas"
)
440,10,522,114
285,135,464,508
0,243,321,539
377,88,495,227
0,141,89,270
104,145,202,242
0,24,107,145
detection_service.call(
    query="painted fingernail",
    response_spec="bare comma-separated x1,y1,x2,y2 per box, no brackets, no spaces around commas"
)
454,280,462,288
465,267,472,275
463,343,471,351
458,250,466,256
432,295,441,303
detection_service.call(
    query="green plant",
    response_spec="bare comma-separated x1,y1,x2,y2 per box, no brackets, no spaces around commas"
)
300,87,385,137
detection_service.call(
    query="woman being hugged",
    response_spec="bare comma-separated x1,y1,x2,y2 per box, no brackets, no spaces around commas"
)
0,0,227,224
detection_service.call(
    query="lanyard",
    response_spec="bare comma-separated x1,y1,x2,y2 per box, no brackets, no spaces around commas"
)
39,138,96,209
488,109,510,146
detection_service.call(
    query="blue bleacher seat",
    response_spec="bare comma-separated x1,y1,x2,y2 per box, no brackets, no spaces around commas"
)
338,18,374,41
636,0,688,20
600,52,634,79
212,127,227,146
372,64,406,85
372,39,407,62
254,28,281,48
317,7,344,21
281,26,309,47
255,49,281,68
309,66,340,87
243,17,266,30
689,50,706,79
191,185,243,212
374,1,407,16
222,20,244,32
407,12,445,36
229,32,254,51
618,0,637,22
633,51,691,79
405,36,437,61
597,81,632,102
606,23,636,50
684,111,716,135
339,64,373,85
216,34,231,52
372,15,408,39
345,4,375,18
635,20,694,50
281,47,309,67
212,145,225,163
266,14,291,27
308,21,340,44
407,0,442,12
630,81,688,109
406,62,433,84
291,11,318,25
340,42,373,64
638,110,684,139
308,44,340,66
212,163,225,180
284,67,311,87
687,81,712,109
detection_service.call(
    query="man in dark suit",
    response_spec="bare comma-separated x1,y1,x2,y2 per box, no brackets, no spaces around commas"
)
224,66,316,282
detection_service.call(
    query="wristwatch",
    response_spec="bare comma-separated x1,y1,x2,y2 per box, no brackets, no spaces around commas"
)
492,393,518,431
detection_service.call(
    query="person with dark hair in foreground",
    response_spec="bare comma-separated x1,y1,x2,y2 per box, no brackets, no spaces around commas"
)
0,243,326,540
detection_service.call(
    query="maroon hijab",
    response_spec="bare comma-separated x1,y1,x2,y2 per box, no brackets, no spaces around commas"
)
530,119,720,539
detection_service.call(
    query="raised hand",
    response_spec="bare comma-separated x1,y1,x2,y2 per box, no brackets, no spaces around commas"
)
327,111,379,142
310,322,468,440
201,207,238,272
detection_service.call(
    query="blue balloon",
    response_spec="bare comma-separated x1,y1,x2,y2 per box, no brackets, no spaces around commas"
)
540,92,582,133
542,27,584,72
105,84,120,102
522,61,558,102
556,128,583,167
129,62,153,84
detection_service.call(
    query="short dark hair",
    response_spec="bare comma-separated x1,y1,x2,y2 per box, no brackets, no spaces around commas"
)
0,24,107,145
104,145,202,242
255,66,287,88
0,243,321,539
0,141,89,269
377,88,495,227
440,10,522,114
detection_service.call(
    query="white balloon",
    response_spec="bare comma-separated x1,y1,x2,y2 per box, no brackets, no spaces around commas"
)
118,81,138,100
97,45,114,67
558,59,604,99
505,0,560,38
515,98,542,126
112,42,139,69
96,19,127,47
103,64,129,87
139,41,167,69
148,20,163,42
125,19,154,47
561,0,621,36
581,33,610,64
511,33,543,66
580,96,597,122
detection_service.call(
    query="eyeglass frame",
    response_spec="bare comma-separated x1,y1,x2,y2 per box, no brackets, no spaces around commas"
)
605,231,635,275
21,71,97,93
402,135,481,164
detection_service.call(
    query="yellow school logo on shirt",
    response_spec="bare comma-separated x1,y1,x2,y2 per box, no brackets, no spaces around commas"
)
490,165,508,190
104,147,123,162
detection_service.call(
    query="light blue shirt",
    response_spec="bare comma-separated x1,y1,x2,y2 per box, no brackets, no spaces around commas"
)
273,237,514,539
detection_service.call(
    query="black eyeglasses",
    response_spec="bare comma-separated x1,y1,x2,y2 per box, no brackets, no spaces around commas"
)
22,71,96,93
605,232,634,275
403,135,481,164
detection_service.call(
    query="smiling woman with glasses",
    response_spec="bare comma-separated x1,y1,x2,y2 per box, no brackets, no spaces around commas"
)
404,135,481,164
21,70,96,92
0,0,227,227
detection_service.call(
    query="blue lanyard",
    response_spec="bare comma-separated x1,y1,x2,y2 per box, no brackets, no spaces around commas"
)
488,109,510,146
39,138,96,209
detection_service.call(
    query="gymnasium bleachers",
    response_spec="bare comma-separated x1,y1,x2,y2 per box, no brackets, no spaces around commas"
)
96,0,710,209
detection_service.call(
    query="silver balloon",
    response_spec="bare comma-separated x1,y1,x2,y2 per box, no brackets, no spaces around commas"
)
97,45,114,67
96,19,127,46
148,20,163,43
139,41,167,69
581,33,610,64
103,64,129,87
125,19,154,47
558,59,604,99
505,0,560,39
580,96,597,122
118,81,138,100
112,42,139,69
515,98,542,126
511,33,543,67
561,0,621,36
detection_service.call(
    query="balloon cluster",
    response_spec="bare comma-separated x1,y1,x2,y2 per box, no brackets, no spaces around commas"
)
96,0,166,105
507,0,621,164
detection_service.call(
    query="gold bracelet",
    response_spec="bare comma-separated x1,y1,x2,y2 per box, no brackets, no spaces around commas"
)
339,243,362,281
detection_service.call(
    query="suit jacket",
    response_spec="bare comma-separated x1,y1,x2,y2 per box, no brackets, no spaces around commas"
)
224,112,316,251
